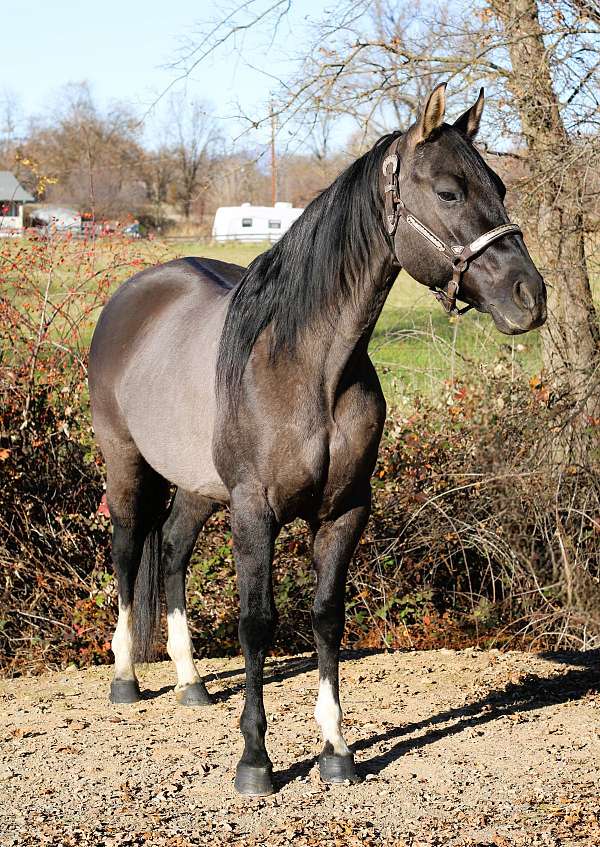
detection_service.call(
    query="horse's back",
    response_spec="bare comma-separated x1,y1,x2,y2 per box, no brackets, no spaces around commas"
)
89,257,243,502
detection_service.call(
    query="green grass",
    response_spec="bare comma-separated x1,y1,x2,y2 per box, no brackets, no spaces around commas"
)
372,274,543,399
1,236,548,405
11,234,600,405
162,241,544,401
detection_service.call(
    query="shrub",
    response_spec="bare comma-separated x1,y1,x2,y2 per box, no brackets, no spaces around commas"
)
1,235,599,676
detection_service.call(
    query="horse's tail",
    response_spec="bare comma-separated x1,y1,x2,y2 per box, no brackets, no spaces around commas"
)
132,524,163,662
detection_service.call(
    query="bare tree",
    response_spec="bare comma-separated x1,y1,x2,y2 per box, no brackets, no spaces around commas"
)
0,90,22,169
183,0,600,460
24,82,145,218
489,0,600,458
139,141,177,229
166,93,220,221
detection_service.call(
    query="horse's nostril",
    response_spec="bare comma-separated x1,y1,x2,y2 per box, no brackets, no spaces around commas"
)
513,279,537,313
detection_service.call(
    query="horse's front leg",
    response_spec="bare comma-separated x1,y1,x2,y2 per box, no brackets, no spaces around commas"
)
231,486,279,796
311,494,370,784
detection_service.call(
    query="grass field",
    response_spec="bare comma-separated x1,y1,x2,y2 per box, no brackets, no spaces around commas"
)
157,240,545,400
5,234,598,404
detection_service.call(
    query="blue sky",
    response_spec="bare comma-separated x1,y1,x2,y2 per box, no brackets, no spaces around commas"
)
4,0,329,147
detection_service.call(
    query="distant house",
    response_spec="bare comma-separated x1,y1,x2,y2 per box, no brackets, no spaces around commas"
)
212,201,303,243
0,171,34,237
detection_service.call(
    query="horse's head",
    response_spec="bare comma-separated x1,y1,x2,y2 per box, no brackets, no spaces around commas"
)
389,84,546,334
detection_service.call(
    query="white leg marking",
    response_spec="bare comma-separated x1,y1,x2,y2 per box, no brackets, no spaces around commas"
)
167,609,200,691
112,601,136,681
315,678,350,755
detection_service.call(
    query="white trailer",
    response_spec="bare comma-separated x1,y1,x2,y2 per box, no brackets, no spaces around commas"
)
212,201,303,243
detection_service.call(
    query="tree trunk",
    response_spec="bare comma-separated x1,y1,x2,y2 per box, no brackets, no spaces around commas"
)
492,0,600,460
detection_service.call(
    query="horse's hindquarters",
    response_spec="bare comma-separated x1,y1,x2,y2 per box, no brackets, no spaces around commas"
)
89,259,235,501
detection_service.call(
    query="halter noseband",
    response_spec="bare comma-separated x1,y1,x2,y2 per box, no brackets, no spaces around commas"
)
382,140,522,316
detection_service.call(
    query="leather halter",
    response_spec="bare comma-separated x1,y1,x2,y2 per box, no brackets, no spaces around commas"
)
382,139,522,316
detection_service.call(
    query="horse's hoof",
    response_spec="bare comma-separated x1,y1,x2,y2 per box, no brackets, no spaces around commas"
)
175,681,213,706
319,752,361,784
109,679,141,704
234,762,275,797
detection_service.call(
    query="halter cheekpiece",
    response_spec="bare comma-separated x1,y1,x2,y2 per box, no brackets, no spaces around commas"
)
382,140,522,316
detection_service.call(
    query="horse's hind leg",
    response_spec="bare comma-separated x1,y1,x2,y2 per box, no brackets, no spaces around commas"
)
161,489,217,706
310,495,370,784
105,442,168,704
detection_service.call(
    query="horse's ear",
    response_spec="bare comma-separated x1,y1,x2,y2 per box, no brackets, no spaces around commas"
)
407,83,447,146
453,88,485,139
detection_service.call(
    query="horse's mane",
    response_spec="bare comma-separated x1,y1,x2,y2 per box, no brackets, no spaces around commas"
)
215,132,400,405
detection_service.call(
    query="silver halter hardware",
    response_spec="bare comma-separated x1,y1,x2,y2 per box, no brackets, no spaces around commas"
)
382,146,522,315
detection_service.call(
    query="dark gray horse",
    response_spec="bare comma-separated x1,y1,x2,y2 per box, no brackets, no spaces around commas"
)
88,84,546,797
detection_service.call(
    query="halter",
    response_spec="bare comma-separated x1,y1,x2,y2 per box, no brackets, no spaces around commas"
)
382,140,522,316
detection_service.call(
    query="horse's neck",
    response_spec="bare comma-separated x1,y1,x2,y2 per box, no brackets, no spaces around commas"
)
298,252,398,405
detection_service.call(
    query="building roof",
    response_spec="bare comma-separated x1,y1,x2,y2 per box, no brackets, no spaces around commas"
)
0,171,34,202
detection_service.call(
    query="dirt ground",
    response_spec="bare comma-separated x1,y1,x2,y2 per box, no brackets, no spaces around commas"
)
1,648,599,847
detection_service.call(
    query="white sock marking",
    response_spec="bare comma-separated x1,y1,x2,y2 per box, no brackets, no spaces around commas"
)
315,678,350,755
167,609,200,691
112,601,136,681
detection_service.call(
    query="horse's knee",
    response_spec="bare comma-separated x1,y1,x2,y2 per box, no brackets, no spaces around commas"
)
311,600,344,646
239,610,276,654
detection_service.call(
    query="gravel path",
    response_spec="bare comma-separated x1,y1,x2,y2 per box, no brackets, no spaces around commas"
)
1,648,599,846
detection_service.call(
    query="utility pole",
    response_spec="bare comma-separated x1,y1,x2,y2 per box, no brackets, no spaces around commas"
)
270,103,277,206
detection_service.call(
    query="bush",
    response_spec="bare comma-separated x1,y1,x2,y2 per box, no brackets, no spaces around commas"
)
0,234,156,673
1,235,599,676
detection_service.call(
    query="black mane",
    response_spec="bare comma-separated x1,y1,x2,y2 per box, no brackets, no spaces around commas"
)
215,132,399,403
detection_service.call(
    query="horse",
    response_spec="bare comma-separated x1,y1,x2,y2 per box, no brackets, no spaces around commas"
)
88,84,546,797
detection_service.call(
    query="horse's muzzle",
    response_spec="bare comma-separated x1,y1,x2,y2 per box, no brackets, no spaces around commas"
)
488,274,547,335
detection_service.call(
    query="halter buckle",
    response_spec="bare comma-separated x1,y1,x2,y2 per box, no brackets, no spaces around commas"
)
431,290,462,315
452,257,468,273
382,154,399,179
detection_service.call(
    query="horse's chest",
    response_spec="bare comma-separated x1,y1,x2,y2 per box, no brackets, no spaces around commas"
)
320,410,384,513
263,404,384,523
216,356,386,523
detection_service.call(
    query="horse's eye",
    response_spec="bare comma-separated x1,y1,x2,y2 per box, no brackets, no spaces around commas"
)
437,190,460,203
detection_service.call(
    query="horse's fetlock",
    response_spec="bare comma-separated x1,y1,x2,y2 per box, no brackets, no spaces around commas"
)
240,707,267,739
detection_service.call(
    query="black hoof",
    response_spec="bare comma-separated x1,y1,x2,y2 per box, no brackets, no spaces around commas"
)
319,752,361,784
234,762,275,797
109,679,141,704
175,681,213,706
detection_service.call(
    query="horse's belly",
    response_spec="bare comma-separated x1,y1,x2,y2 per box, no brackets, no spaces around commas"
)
132,418,229,503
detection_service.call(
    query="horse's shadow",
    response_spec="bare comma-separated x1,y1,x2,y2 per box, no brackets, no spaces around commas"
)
199,647,391,703
139,654,318,703
274,649,600,788
141,684,173,701
207,654,319,703
138,648,599,790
